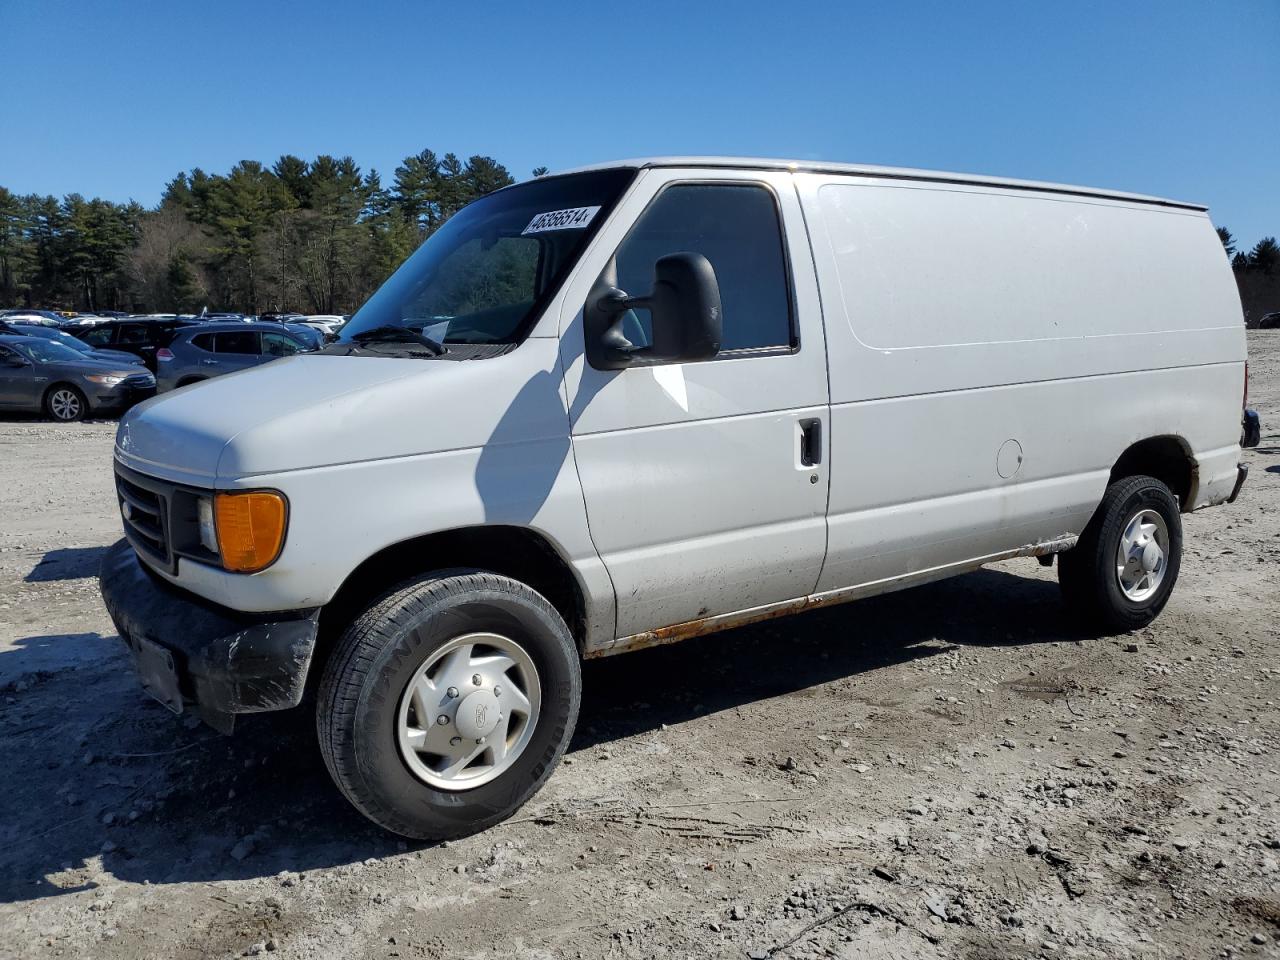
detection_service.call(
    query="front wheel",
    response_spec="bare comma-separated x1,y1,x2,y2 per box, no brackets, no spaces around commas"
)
45,385,87,422
316,570,581,839
1058,475,1183,631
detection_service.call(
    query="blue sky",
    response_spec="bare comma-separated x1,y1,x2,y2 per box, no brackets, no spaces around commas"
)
3,0,1277,248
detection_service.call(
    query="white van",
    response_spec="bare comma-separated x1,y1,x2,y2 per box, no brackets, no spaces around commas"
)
100,157,1260,838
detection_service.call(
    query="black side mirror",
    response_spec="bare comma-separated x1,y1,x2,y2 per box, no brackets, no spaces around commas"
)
4,355,27,367
587,252,722,370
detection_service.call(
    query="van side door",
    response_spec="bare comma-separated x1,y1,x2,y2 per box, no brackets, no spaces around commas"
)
559,169,829,639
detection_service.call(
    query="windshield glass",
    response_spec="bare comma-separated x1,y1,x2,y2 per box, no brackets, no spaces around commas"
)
15,339,86,363
56,332,92,352
20,327,90,352
341,169,634,346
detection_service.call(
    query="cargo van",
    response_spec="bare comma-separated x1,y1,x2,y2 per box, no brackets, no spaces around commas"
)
100,157,1261,838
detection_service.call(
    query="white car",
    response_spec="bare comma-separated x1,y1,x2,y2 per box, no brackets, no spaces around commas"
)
0,310,64,327
298,314,347,336
100,157,1257,839
61,314,104,328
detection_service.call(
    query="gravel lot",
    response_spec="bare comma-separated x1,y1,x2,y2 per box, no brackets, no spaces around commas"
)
1,333,1277,960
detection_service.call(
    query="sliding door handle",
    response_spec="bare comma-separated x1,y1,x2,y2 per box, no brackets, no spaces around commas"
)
799,418,823,467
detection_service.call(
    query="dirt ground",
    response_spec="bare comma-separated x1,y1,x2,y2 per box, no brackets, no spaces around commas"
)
1,333,1277,960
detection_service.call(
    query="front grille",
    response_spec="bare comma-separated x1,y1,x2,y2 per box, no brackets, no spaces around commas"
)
122,373,155,389
116,471,170,567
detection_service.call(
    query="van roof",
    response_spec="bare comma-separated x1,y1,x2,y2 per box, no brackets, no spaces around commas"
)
551,157,1207,212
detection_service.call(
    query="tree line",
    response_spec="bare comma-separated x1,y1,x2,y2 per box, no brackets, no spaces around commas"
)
0,149,543,316
0,162,1276,321
1218,228,1280,325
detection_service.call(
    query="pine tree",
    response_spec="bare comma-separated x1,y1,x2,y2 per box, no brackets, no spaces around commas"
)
1247,237,1278,275
166,250,201,312
1216,226,1236,259
393,149,442,234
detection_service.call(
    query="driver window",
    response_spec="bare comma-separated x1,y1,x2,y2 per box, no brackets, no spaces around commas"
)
609,183,794,353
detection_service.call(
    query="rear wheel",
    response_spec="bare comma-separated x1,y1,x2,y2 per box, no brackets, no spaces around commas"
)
316,570,580,839
44,385,87,422
1058,475,1182,631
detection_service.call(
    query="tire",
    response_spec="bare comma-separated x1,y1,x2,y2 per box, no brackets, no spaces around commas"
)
44,384,87,422
316,570,581,839
1058,475,1182,632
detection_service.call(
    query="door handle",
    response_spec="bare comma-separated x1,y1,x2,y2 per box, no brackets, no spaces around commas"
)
799,419,822,467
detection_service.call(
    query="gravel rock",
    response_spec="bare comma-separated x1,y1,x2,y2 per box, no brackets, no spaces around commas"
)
229,837,255,861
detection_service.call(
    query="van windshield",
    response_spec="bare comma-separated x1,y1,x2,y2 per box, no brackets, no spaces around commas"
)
340,169,635,348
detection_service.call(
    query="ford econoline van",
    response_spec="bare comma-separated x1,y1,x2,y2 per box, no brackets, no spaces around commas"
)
99,157,1261,838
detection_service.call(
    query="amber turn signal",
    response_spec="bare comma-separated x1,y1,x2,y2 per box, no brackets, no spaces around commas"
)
214,491,288,573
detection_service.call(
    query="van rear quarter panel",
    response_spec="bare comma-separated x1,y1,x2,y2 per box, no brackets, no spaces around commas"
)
795,173,1245,591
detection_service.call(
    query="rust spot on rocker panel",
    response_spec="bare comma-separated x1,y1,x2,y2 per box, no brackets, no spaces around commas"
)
585,535,1078,659
592,596,817,657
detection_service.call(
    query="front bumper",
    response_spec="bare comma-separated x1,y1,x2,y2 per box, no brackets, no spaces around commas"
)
99,539,320,732
89,383,156,412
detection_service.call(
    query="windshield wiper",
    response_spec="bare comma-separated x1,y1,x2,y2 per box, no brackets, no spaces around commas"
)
349,325,446,355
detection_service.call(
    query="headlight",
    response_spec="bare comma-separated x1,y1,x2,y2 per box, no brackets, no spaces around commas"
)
85,374,125,386
214,490,288,573
196,496,218,554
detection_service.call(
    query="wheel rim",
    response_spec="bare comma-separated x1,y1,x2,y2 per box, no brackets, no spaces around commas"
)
1115,508,1169,602
396,632,541,791
50,389,80,420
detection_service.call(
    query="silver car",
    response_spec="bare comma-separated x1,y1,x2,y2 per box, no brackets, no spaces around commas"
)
156,322,314,393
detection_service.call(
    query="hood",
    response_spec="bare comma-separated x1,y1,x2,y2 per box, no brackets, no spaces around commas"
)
48,358,149,377
114,340,566,484
91,348,145,364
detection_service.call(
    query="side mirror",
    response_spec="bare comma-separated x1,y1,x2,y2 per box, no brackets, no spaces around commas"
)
587,252,722,370
4,355,27,367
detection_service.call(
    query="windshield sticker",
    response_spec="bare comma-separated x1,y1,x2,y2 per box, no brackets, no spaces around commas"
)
522,206,601,235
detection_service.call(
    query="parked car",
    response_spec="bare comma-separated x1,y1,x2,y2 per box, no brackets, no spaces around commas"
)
276,322,324,350
195,312,250,323
259,311,307,324
99,157,1258,840
0,333,155,421
61,314,106,329
71,319,193,371
297,314,348,337
0,309,65,327
155,322,315,392
0,322,145,366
